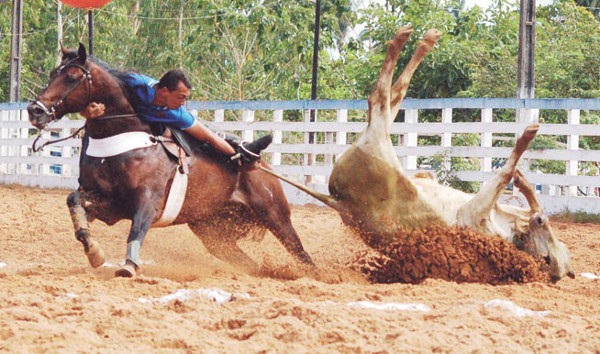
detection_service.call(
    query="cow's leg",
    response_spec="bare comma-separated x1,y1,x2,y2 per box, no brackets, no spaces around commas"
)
361,28,440,170
188,222,261,275
366,27,413,138
458,125,539,226
390,28,442,119
513,169,542,214
115,197,157,278
67,191,105,268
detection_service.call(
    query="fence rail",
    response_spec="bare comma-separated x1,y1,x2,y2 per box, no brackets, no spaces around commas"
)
1,98,599,213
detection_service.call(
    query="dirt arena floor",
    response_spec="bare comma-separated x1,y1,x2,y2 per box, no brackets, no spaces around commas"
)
0,185,598,352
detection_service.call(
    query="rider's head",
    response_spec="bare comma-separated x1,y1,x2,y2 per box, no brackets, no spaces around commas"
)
154,69,191,110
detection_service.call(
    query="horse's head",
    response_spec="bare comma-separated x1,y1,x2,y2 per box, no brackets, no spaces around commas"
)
28,43,93,130
525,212,574,281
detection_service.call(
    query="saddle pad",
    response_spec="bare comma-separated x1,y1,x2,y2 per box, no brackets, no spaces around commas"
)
86,132,156,157
152,168,188,227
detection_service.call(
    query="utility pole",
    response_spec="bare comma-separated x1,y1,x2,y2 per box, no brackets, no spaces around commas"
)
9,0,23,102
88,10,94,55
517,0,536,99
306,0,322,183
515,0,537,195
516,0,537,124
57,1,63,66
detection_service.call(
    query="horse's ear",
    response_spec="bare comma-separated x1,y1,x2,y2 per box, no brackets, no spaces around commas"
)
77,43,87,62
60,41,69,58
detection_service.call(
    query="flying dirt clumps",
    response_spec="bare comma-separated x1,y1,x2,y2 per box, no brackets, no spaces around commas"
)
353,224,545,284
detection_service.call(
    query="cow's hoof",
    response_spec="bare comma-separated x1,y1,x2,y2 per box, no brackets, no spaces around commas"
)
522,124,539,141
395,26,414,41
86,239,105,268
115,264,136,278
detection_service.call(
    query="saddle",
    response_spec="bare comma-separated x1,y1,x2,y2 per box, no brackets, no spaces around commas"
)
151,122,273,166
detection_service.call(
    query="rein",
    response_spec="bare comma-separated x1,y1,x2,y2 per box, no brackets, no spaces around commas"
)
31,56,147,152
31,113,139,152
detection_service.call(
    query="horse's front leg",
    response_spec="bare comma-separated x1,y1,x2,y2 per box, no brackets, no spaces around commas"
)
114,198,157,278
67,191,106,268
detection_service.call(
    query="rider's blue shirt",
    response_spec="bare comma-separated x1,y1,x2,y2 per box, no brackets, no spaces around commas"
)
121,73,195,129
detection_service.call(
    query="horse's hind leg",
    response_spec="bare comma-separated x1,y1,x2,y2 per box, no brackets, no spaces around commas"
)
188,222,261,275
458,125,539,227
67,191,105,268
263,213,314,267
242,173,315,267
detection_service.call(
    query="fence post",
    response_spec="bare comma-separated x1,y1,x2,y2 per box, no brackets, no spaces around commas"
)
303,109,314,183
272,109,283,166
0,109,8,174
20,109,29,175
441,108,452,171
40,130,51,175
567,109,580,197
190,109,198,121
516,108,539,128
481,108,492,173
325,131,334,166
7,110,18,174
242,109,254,142
60,127,71,177
214,109,224,123
404,109,418,171
336,109,347,161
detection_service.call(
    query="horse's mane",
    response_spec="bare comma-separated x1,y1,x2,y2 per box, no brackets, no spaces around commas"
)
90,57,141,107
61,50,141,107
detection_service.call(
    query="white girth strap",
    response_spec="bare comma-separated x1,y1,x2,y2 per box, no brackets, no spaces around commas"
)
86,132,188,227
153,168,188,227
86,132,156,158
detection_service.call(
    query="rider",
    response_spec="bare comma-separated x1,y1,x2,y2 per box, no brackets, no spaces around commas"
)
80,69,269,163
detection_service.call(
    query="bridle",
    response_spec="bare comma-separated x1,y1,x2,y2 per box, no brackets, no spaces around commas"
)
31,58,92,152
33,57,93,122
31,57,136,152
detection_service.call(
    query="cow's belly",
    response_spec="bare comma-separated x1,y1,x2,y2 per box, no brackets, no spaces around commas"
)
411,177,472,226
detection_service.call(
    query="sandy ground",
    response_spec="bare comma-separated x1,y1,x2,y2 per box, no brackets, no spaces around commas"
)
0,185,599,352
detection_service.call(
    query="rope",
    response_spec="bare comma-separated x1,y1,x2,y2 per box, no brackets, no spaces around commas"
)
32,126,85,153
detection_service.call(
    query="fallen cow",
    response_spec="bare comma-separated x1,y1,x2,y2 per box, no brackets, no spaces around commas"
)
266,27,574,283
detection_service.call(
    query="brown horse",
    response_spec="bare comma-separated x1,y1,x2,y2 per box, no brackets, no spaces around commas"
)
27,44,314,277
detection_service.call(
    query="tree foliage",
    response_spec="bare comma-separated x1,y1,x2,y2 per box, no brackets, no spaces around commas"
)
0,0,598,102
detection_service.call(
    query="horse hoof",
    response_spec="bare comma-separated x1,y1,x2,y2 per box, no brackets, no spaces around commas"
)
86,239,105,268
115,264,136,278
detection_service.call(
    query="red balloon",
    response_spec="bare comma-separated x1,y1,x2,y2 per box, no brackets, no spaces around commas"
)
60,0,111,9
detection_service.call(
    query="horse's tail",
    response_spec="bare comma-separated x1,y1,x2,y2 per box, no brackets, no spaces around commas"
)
258,166,343,212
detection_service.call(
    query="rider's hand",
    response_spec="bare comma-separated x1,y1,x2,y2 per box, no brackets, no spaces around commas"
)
79,102,105,119
231,141,261,166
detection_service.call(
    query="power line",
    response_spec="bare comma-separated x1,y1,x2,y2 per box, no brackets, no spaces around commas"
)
0,27,53,37
95,8,223,20
95,2,280,21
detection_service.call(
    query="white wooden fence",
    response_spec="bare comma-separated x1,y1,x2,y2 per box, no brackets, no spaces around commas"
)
1,99,599,214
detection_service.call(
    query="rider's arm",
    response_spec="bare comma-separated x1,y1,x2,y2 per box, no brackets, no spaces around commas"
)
184,121,235,155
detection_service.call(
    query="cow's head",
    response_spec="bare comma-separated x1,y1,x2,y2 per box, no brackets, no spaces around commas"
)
525,213,574,281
